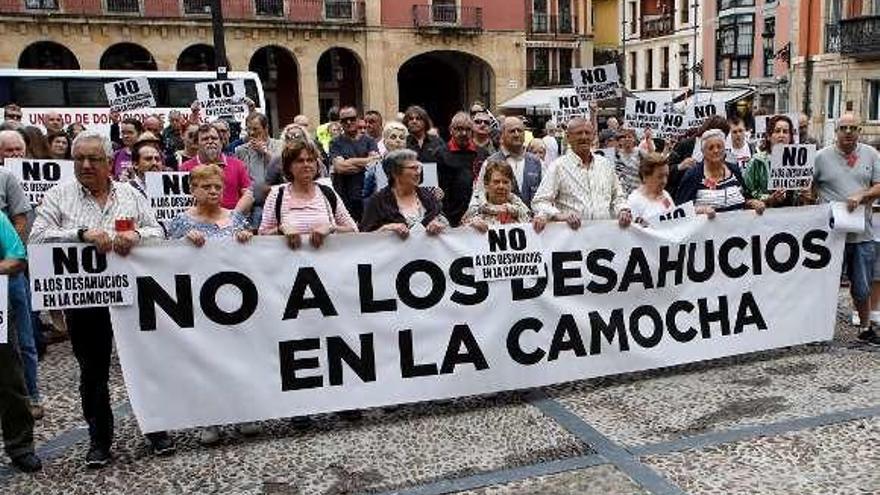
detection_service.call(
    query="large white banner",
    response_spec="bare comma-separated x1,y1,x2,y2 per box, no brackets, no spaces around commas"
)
110,206,844,432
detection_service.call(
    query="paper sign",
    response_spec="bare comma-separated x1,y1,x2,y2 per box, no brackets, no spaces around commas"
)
4,158,75,206
660,112,688,141
649,201,697,226
572,64,621,103
104,77,156,113
0,275,6,344
549,88,590,126
770,145,816,191
195,80,248,119
686,100,727,129
145,172,194,224
29,243,134,310
831,202,867,233
473,224,546,282
625,97,665,133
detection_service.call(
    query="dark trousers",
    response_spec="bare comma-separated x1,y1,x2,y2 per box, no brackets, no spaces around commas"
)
65,307,115,448
0,307,35,460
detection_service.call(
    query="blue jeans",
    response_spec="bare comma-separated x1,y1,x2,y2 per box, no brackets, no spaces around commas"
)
844,241,877,304
9,272,39,401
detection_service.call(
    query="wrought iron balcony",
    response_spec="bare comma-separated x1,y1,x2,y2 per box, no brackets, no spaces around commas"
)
526,69,573,88
412,4,482,32
1,0,366,23
641,14,674,39
840,15,880,58
825,23,841,52
528,12,577,36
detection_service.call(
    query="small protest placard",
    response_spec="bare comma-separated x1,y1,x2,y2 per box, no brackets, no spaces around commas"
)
650,201,697,225
659,112,688,141
549,89,590,126
104,77,156,113
29,243,134,310
625,97,665,133
0,275,6,344
571,64,621,103
195,80,248,118
145,172,194,224
770,144,816,191
5,158,75,206
686,99,727,129
473,224,546,282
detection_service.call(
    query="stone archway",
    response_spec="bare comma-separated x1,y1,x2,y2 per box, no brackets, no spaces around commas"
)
18,41,80,69
177,44,217,72
249,45,300,134
100,43,158,71
397,50,495,133
317,47,363,119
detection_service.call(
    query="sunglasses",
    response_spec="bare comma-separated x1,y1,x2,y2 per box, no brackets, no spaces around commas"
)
474,119,491,125
386,133,406,140
838,125,861,133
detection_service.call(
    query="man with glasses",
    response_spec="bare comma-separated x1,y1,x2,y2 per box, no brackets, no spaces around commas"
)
472,111,497,155
437,112,489,226
181,124,253,212
473,116,543,208
813,113,880,346
3,104,22,125
30,131,176,467
330,106,379,222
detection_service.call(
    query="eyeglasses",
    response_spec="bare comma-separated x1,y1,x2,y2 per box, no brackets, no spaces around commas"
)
838,125,861,133
5,114,22,121
386,133,406,140
73,155,108,164
474,119,491,125
340,116,358,123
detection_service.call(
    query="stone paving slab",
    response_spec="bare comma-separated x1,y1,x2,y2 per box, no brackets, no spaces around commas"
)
2,369,588,495
453,464,648,495
643,416,880,495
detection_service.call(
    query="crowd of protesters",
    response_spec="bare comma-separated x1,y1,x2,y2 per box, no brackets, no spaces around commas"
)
0,95,879,474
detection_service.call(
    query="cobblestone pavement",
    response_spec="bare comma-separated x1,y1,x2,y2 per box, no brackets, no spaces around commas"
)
1,292,879,495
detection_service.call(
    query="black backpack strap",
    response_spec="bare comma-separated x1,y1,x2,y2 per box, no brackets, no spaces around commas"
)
317,184,337,216
274,185,285,229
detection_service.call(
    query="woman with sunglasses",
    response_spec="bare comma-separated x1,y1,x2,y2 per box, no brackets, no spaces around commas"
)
472,111,497,154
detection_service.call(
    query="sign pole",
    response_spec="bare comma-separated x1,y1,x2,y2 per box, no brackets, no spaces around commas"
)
210,0,228,81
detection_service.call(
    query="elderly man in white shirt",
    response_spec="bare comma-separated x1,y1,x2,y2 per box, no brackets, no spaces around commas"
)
532,117,632,232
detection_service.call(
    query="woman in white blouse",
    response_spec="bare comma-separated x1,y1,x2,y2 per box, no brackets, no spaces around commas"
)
627,152,676,225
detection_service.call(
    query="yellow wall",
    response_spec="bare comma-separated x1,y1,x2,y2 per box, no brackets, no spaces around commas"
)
592,0,620,49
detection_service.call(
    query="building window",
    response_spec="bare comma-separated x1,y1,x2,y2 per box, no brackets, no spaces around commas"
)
763,18,775,77
681,0,690,23
646,49,654,88
106,0,139,13
680,43,690,87
719,0,755,12
729,58,750,78
629,1,637,34
183,0,211,14
24,0,57,8
660,46,670,87
825,81,842,119
629,52,637,89
736,16,754,56
868,80,880,121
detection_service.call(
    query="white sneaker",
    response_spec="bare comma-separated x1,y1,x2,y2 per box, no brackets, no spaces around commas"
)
853,311,861,326
198,426,221,445
237,422,261,437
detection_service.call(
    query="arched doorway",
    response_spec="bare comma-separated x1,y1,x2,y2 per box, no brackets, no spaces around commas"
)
18,41,80,69
398,51,494,135
100,43,158,71
249,46,300,134
177,44,217,72
317,47,362,121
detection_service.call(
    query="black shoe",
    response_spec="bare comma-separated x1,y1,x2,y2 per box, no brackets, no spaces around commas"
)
148,432,176,457
11,453,42,473
85,444,111,469
857,329,880,347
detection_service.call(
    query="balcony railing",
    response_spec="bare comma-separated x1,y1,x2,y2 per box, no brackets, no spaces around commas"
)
840,15,880,58
0,0,366,23
412,4,482,31
825,23,841,52
528,12,576,36
641,14,674,39
526,69,573,87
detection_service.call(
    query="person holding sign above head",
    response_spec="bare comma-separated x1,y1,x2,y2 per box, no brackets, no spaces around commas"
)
29,131,176,467
743,115,813,208
812,113,880,346
0,209,42,473
180,124,253,214
531,117,632,232
259,139,357,250
675,129,765,218
462,160,530,232
361,149,448,236
627,153,675,225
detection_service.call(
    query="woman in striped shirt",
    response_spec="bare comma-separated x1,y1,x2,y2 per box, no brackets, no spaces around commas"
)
675,129,765,217
259,139,358,248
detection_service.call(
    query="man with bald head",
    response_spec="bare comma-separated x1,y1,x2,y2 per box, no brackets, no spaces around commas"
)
43,111,64,134
798,113,818,145
813,113,880,345
531,117,631,232
472,116,543,208
438,112,489,225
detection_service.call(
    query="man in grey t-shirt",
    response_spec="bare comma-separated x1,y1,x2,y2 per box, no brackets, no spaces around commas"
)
813,113,880,345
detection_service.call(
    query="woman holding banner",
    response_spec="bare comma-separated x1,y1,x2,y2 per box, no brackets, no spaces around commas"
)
462,160,530,232
361,149,448,236
675,129,765,217
259,139,357,249
627,153,675,225
743,115,813,207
